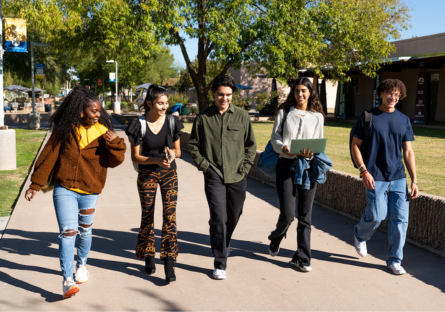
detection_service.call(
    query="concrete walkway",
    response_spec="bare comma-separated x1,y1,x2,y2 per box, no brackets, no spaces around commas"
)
1,123,444,311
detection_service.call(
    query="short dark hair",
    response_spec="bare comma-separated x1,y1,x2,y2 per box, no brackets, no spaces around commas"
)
211,75,238,93
376,79,407,100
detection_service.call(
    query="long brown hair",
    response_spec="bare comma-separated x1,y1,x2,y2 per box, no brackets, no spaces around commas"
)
276,77,325,120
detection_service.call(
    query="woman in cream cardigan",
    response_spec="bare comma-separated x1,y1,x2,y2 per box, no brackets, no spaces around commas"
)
268,77,325,272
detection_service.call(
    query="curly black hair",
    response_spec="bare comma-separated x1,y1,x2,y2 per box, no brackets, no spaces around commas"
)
49,86,113,145
376,79,407,100
276,77,325,120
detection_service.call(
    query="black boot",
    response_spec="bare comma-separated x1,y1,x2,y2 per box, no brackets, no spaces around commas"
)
269,235,284,256
164,257,176,283
145,256,156,275
268,221,290,256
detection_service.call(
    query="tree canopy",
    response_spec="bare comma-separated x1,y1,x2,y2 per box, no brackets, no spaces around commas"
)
6,0,410,110
154,0,410,110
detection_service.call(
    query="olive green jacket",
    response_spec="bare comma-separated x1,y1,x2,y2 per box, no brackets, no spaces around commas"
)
188,103,256,183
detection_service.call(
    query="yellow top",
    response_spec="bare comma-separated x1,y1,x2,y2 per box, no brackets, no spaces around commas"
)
68,122,108,194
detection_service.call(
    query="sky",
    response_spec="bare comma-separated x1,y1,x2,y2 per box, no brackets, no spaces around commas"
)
168,0,445,69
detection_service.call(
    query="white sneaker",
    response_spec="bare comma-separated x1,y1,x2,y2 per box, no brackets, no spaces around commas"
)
63,278,79,299
295,262,312,272
387,263,406,275
226,245,231,257
354,234,367,257
213,269,226,280
74,265,90,284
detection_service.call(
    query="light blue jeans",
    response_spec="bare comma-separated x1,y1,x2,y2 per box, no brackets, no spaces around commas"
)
354,178,409,265
53,183,98,280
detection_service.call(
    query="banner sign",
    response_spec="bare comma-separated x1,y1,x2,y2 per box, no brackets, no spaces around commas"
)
109,73,116,82
414,65,426,124
98,79,103,86
35,64,45,79
336,78,346,119
372,70,381,108
5,18,27,53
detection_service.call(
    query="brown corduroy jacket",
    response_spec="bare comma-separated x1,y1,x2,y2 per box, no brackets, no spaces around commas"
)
30,130,126,194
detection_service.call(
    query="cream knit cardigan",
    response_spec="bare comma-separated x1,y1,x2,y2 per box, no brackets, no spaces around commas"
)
271,106,324,159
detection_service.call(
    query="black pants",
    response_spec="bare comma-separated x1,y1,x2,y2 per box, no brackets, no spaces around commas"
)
204,167,247,270
274,158,317,265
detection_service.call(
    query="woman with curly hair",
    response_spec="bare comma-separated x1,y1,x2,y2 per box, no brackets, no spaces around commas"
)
125,84,183,283
24,86,126,298
267,77,326,272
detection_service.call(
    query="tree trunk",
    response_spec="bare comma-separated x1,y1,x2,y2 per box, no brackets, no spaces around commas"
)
197,86,210,112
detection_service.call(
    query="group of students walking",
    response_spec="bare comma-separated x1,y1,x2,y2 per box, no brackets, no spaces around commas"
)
25,75,418,299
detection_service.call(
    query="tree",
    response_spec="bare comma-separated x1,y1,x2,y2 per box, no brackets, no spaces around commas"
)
3,21,70,94
74,47,179,100
7,0,410,111
6,1,179,98
153,0,410,110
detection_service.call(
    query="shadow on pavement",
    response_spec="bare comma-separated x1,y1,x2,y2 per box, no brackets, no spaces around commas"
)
177,151,445,292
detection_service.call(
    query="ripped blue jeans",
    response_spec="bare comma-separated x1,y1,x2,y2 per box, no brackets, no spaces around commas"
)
53,183,98,281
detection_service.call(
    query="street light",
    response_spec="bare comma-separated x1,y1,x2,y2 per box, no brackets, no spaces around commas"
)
28,42,50,130
106,60,119,113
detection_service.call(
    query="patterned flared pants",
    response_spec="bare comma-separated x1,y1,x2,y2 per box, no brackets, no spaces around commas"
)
135,167,178,260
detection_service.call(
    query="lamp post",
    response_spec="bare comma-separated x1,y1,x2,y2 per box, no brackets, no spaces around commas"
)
106,60,119,113
0,2,17,170
28,42,50,130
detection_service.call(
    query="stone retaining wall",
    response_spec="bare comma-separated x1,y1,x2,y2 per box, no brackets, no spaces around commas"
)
180,130,445,257
4,112,52,124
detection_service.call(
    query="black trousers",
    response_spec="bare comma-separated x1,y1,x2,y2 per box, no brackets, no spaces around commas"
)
274,158,317,265
204,167,247,270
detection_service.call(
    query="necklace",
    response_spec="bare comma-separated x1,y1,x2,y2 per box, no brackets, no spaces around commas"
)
146,115,165,134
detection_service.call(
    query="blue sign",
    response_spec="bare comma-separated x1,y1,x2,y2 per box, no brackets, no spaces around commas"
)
35,64,45,79
5,18,28,53
109,73,116,82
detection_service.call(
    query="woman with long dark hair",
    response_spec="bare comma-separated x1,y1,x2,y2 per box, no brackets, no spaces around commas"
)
25,86,126,298
268,77,326,272
125,84,184,283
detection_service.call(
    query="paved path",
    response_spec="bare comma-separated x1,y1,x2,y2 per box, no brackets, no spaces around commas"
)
1,124,445,311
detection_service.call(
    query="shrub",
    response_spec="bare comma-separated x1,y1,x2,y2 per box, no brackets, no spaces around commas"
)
232,91,252,111
255,91,279,115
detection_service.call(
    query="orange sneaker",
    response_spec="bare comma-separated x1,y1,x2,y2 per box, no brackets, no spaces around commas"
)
63,278,79,299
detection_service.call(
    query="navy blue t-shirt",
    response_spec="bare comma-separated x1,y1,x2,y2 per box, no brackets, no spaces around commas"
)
353,107,414,182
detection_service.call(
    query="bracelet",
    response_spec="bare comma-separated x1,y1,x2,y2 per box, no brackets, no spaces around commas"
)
358,164,365,170
360,170,368,178
412,181,418,185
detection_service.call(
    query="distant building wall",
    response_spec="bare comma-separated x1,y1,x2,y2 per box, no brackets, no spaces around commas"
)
390,33,445,57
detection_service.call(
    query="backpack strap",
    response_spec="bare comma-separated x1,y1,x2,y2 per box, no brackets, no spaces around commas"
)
138,115,146,155
363,111,372,143
167,115,175,138
139,115,147,138
281,105,291,133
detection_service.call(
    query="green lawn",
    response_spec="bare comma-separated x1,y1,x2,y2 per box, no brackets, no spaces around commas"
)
182,121,445,197
0,129,47,217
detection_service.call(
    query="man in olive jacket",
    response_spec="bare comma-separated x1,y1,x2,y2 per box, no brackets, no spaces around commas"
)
188,75,256,280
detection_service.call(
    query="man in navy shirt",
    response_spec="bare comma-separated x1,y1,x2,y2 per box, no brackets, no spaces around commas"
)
351,79,418,275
